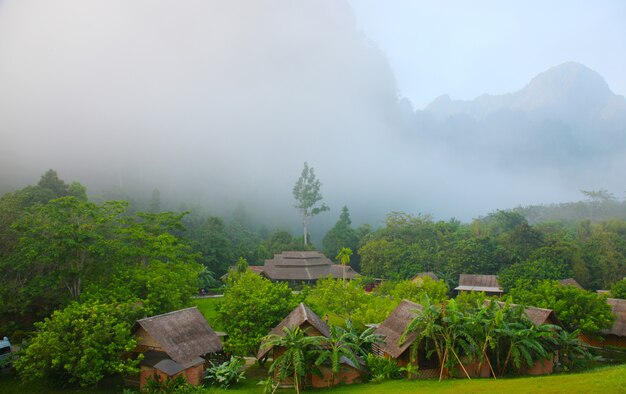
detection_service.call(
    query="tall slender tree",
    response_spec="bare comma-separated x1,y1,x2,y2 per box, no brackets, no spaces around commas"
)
292,162,329,246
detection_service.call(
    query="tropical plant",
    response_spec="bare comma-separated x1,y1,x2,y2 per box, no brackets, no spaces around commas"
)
314,325,361,384
365,354,402,383
205,356,246,388
263,326,326,394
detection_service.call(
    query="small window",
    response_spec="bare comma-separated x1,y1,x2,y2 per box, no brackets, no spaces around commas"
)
0,347,10,355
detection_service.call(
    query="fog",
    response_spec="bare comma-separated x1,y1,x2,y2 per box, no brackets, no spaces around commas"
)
1,0,625,237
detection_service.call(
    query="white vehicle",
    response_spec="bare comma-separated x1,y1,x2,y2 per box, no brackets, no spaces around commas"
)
0,336,11,368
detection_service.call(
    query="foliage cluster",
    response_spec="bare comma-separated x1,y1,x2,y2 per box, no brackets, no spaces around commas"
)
218,271,301,356
508,280,614,333
205,356,246,389
14,300,143,387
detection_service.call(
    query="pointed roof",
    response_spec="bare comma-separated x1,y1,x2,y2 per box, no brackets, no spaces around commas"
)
133,307,222,365
373,300,424,359
487,301,562,327
257,303,330,359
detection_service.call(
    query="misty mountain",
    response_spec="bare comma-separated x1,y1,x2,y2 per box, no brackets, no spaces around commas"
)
413,62,626,171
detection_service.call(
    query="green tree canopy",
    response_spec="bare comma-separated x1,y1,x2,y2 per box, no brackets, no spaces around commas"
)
219,271,300,355
15,300,143,387
323,206,358,260
509,280,614,333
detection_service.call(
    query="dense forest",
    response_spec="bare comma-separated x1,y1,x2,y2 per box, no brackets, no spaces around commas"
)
2,170,626,339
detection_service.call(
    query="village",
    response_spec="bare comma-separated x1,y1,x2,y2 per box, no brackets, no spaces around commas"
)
81,250,626,393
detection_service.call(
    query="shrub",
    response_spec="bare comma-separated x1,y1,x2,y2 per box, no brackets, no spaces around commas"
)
365,354,402,383
205,356,246,389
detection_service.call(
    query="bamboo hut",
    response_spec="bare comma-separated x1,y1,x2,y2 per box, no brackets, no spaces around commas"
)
257,303,364,388
129,307,223,389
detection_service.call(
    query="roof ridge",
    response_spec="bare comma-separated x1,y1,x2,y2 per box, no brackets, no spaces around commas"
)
137,306,198,322
300,303,308,321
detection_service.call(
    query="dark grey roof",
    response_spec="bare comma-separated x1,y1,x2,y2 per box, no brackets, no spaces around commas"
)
262,251,359,281
257,303,330,359
133,307,222,365
373,300,423,359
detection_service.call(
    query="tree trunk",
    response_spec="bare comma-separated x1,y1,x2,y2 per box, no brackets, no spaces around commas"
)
302,210,308,246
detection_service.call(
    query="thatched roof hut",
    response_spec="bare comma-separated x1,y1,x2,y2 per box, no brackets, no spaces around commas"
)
262,251,359,282
581,298,626,348
412,272,439,282
131,307,222,388
372,300,423,359
257,303,329,359
604,298,626,338
257,303,364,388
454,274,503,295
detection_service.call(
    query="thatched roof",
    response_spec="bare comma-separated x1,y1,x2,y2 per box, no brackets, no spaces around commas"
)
604,298,626,337
373,300,424,359
412,272,439,282
257,303,330,359
487,301,562,327
559,278,583,289
455,274,503,293
262,251,359,281
133,307,222,365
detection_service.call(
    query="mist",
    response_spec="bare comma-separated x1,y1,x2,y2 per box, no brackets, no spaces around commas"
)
1,0,625,239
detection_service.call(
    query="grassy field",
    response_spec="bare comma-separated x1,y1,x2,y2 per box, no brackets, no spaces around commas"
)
2,364,625,393
192,297,224,331
206,364,626,394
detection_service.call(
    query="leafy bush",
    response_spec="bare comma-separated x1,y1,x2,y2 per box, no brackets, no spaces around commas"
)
611,278,626,299
365,354,402,383
205,356,246,389
14,300,143,387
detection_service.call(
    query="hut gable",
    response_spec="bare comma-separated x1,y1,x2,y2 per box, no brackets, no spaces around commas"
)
455,274,503,294
488,301,562,328
133,307,222,365
412,272,438,282
604,298,626,337
373,300,424,359
257,303,330,359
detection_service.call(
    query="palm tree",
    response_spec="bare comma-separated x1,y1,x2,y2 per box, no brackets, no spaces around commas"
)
342,319,383,358
335,247,352,284
263,326,326,394
314,325,360,385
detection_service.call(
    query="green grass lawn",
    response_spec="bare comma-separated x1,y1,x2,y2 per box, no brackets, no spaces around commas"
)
203,364,626,394
192,297,224,331
2,364,626,393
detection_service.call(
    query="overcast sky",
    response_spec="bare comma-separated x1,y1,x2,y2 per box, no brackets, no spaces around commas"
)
349,0,626,108
0,0,625,230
